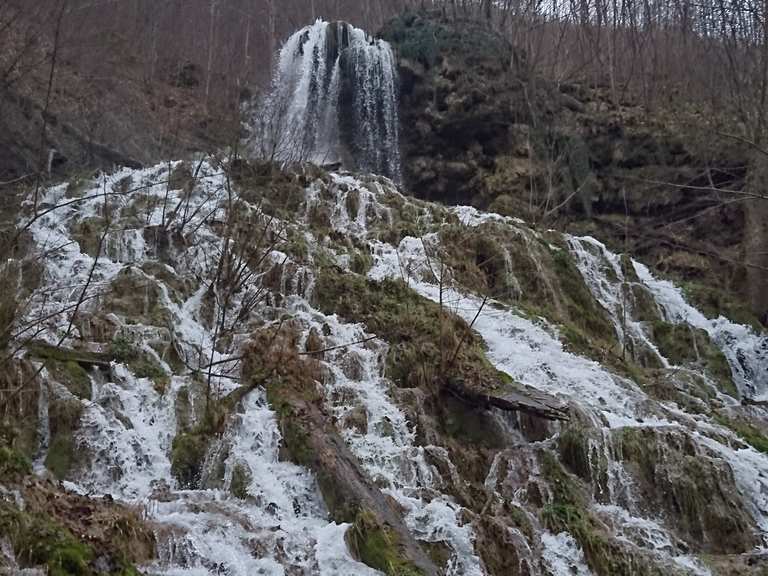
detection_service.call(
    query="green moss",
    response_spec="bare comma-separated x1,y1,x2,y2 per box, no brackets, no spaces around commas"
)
265,381,316,466
0,503,93,576
682,281,764,331
46,360,91,400
284,229,310,262
628,283,661,323
0,445,32,477
44,435,76,480
110,336,169,391
169,385,251,489
44,396,83,480
506,504,535,541
715,415,768,454
27,342,107,366
229,463,252,499
551,248,615,342
170,432,209,489
314,269,498,391
539,451,668,576
350,249,374,275
439,224,514,298
650,321,737,396
347,510,424,576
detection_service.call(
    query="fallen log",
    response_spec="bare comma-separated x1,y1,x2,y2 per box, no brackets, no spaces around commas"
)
26,341,112,371
447,377,569,421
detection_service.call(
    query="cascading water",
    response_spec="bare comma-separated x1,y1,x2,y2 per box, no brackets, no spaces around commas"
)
17,158,768,575
23,164,381,576
632,260,768,400
251,20,401,181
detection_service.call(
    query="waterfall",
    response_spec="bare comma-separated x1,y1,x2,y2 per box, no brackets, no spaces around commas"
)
251,20,402,181
632,260,768,400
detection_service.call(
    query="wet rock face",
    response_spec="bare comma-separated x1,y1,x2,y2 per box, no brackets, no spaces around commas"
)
381,12,520,205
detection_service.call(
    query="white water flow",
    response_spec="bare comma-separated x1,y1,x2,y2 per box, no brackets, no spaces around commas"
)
366,219,767,574
25,163,379,575
254,20,401,180
285,299,485,576
633,260,768,400
567,236,668,368
23,162,768,575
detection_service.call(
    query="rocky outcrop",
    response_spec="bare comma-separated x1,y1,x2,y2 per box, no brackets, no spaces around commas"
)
383,10,767,327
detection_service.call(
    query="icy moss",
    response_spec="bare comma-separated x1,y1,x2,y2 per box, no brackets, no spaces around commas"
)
347,510,424,576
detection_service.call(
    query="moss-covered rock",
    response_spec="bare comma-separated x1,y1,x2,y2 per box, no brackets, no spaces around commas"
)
314,268,500,393
243,326,437,575
649,321,737,396
0,444,32,478
170,431,209,489
45,359,91,400
714,414,768,454
683,280,764,330
44,395,84,480
539,451,680,576
229,462,252,499
105,268,172,327
616,427,758,553
0,440,154,576
70,216,107,258
0,503,94,576
110,335,169,392
346,510,424,576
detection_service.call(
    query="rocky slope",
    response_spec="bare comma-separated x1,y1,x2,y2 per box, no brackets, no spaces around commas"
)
2,156,767,575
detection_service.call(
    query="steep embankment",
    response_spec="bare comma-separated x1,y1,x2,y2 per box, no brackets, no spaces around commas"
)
3,158,767,575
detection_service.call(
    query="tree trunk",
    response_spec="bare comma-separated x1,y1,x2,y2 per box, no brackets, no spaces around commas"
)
745,152,768,326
